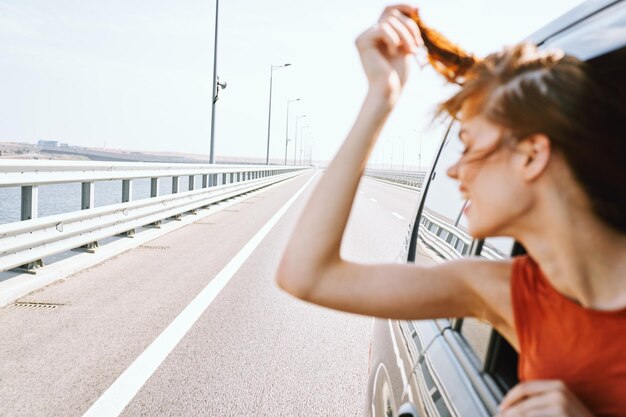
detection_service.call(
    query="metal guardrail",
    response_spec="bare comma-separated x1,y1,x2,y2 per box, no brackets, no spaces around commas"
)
363,168,427,189
417,210,472,261
0,160,309,272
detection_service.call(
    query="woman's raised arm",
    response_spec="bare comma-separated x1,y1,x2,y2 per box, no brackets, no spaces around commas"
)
275,6,511,324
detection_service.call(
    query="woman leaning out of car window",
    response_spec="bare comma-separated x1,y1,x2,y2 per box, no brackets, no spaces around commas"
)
276,4,626,417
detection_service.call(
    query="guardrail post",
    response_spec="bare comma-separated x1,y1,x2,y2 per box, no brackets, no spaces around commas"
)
14,186,44,272
76,182,98,252
199,174,210,209
21,185,38,221
170,177,182,220
145,178,162,228
151,178,159,197
81,182,94,210
187,175,199,214
122,180,132,202
119,180,135,237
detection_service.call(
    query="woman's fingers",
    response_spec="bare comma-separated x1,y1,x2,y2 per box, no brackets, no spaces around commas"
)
377,9,420,57
378,22,402,56
356,5,420,57
354,4,420,95
356,20,405,58
497,392,552,416
396,10,423,47
381,4,417,19
498,382,594,417
381,6,421,44
387,15,418,53
500,380,566,410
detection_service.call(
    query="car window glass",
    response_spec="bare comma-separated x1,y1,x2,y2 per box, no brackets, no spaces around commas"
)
415,123,472,263
459,237,515,368
542,1,626,60
480,237,515,260
460,317,492,366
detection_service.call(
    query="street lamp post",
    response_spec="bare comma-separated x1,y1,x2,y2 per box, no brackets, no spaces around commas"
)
266,63,291,165
298,125,310,165
209,0,220,165
285,98,300,165
294,114,306,165
308,138,315,165
303,133,313,165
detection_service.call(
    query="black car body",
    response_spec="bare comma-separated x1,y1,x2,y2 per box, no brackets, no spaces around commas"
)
366,1,626,416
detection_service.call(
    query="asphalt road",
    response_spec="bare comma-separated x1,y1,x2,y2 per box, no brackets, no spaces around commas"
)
0,169,420,417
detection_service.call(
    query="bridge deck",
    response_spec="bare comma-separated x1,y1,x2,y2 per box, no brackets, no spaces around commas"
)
0,170,418,417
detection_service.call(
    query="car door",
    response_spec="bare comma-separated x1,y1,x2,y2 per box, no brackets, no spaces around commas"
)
402,122,500,417
367,121,455,417
368,2,626,416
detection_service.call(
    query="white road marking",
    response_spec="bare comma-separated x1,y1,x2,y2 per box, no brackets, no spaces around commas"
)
370,198,377,203
392,212,404,220
81,172,319,417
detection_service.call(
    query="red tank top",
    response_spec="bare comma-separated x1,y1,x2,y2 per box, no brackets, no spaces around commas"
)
511,256,626,417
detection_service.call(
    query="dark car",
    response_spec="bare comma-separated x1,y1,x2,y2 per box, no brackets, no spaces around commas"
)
366,1,626,416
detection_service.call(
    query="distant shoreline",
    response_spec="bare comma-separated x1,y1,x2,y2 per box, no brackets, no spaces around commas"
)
0,141,301,165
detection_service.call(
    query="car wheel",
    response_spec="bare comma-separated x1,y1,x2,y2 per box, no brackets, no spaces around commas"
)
370,363,396,417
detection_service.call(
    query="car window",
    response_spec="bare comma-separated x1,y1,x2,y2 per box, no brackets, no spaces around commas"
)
414,123,472,264
459,317,492,366
458,237,515,368
540,0,626,61
480,237,515,260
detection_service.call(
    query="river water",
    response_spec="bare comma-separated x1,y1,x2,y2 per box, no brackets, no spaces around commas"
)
0,176,203,225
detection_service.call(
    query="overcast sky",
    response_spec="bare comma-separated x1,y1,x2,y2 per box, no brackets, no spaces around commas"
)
0,0,585,167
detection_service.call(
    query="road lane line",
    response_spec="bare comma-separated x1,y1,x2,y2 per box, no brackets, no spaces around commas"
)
392,212,404,220
82,172,318,417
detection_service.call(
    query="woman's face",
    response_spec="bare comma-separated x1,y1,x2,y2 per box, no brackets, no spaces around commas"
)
446,113,532,239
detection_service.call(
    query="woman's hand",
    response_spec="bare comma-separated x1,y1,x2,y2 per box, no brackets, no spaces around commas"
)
355,4,421,102
498,380,594,417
